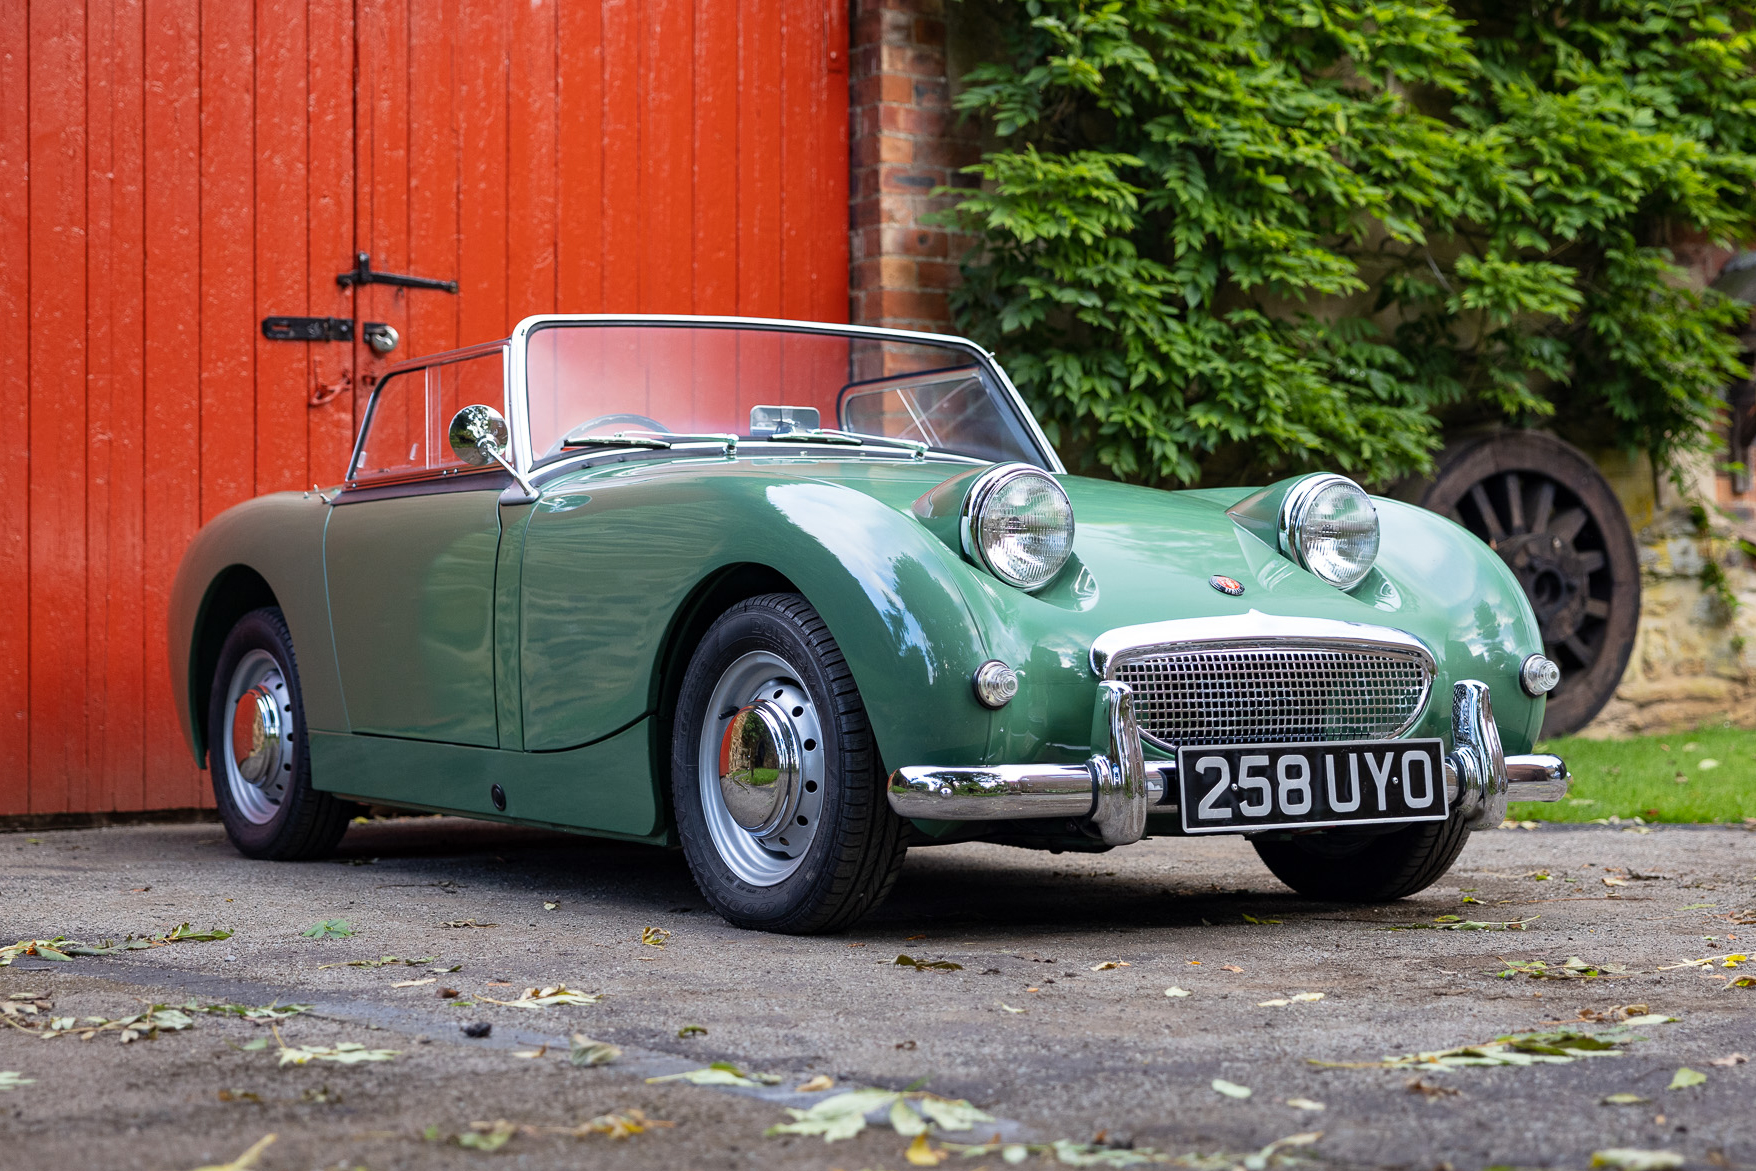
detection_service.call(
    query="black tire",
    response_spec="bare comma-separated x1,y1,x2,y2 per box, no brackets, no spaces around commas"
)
207,606,356,860
1251,812,1471,902
671,593,907,933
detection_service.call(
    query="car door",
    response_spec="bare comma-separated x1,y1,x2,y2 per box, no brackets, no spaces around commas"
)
324,347,508,747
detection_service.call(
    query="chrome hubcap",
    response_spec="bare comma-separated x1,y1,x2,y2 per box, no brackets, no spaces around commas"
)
698,651,825,886
221,649,293,825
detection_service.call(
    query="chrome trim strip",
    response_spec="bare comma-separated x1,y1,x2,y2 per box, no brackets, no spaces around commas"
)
887,764,1095,821
1506,753,1569,803
1090,613,1436,681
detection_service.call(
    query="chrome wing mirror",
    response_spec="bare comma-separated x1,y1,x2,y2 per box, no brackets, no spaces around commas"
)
448,404,537,497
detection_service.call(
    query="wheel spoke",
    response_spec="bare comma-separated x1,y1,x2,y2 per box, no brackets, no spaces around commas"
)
1503,473,1525,534
1563,633,1595,667
1584,598,1610,619
1547,507,1586,543
1468,483,1507,543
1530,479,1555,535
1576,550,1605,574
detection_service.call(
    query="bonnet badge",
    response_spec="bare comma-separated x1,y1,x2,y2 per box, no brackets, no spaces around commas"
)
1209,574,1244,596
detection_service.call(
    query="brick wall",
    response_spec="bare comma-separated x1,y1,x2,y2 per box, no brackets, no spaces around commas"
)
848,0,977,331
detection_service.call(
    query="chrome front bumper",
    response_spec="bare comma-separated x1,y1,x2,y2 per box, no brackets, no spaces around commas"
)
886,679,1568,847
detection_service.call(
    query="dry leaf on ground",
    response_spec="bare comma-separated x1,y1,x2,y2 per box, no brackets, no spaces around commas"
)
1163,987,1191,998
1667,1067,1707,1090
641,926,671,947
795,1074,834,1092
1286,1097,1324,1111
185,1134,276,1171
1211,1078,1252,1099
568,1033,621,1067
1709,1052,1748,1067
1090,961,1130,971
893,954,962,971
0,1072,35,1091
649,1061,781,1088
480,984,602,1009
1591,1150,1684,1170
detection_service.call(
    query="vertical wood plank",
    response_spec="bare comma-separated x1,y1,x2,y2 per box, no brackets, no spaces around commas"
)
29,0,88,814
142,0,203,807
85,0,115,812
601,0,639,310
0,0,29,813
777,0,815,321
105,0,147,808
509,0,557,323
817,0,849,323
254,0,309,496
199,0,255,524
556,0,602,311
692,0,736,314
640,0,690,313
407,0,459,355
357,0,410,384
737,0,781,317
307,0,355,484
457,0,507,345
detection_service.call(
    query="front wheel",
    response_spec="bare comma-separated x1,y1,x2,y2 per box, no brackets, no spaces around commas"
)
1251,813,1470,902
671,594,907,933
207,606,356,860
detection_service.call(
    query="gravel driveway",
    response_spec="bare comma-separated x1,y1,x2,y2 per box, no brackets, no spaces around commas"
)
1,817,1751,1169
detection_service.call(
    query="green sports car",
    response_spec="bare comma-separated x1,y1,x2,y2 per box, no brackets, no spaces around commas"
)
170,315,1568,933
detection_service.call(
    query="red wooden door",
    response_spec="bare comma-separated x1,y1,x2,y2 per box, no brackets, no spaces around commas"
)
0,0,849,818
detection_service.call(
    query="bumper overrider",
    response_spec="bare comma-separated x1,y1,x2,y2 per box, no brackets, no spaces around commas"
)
886,679,1568,847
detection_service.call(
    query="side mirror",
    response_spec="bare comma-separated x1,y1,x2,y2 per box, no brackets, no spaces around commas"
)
448,404,511,466
447,404,538,499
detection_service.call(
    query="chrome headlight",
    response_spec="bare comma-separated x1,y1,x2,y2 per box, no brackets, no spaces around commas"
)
1279,473,1380,590
960,464,1075,591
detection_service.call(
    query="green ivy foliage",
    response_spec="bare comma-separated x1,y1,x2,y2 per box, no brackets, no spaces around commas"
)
945,0,1756,487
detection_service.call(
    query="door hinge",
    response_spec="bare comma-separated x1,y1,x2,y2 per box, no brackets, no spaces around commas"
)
336,251,458,294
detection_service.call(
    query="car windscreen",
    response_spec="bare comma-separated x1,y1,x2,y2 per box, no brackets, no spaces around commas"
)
523,323,1044,466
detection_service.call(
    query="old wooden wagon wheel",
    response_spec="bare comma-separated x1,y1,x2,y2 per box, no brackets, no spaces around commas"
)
1420,432,1640,737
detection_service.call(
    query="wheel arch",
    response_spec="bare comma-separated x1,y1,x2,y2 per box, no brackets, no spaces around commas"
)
187,565,280,768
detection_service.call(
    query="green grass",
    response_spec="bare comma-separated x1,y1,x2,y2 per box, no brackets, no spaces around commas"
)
1509,721,1756,824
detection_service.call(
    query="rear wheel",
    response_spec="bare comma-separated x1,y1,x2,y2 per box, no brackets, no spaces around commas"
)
207,607,355,860
671,593,907,933
1252,812,1470,902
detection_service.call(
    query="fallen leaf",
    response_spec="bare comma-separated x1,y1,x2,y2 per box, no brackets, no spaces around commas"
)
1,925,232,967
641,926,671,947
676,1024,707,1038
894,954,963,971
1310,1021,1668,1070
480,984,602,1009
1407,1077,1460,1099
1602,1093,1651,1105
1291,992,1325,1002
438,919,497,929
649,1062,782,1088
511,1046,549,1059
1699,759,1720,770
795,1074,834,1092
1286,1097,1325,1111
276,1041,399,1067
1220,965,1243,973
1241,914,1282,925
1604,877,1628,887
905,1131,948,1166
765,1087,898,1140
1211,1078,1252,1099
543,902,559,911
1709,1052,1748,1067
1089,961,1130,971
1163,987,1191,998
0,1071,35,1091
390,978,436,989
215,1089,262,1103
1257,999,1291,1007
185,1134,276,1171
1591,1150,1685,1170
568,1033,621,1067
299,920,354,940
1667,1067,1707,1090
1000,1003,1026,1014
459,1120,518,1152
316,955,436,970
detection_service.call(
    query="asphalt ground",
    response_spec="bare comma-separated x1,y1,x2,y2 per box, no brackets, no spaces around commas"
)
1,816,1752,1170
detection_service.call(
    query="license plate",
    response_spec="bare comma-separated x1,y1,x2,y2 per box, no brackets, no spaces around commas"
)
1177,739,1447,834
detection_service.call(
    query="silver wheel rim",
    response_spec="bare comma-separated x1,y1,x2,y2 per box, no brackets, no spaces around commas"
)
697,650,826,886
221,649,294,825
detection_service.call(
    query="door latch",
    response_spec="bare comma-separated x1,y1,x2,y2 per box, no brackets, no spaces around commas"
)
336,252,458,294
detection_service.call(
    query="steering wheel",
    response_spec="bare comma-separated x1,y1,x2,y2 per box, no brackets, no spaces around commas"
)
546,413,671,457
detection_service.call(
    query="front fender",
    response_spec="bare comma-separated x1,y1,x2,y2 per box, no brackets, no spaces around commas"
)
518,463,1001,769
168,491,343,767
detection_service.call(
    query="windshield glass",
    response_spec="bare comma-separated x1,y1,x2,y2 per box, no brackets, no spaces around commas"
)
523,323,1044,466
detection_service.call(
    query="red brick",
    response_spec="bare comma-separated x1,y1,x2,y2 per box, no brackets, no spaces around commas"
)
913,17,946,45
877,288,949,320
879,44,945,77
916,259,962,289
880,104,948,137
879,168,945,194
879,226,949,257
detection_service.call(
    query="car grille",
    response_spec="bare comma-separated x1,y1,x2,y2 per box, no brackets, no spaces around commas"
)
1107,644,1432,749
